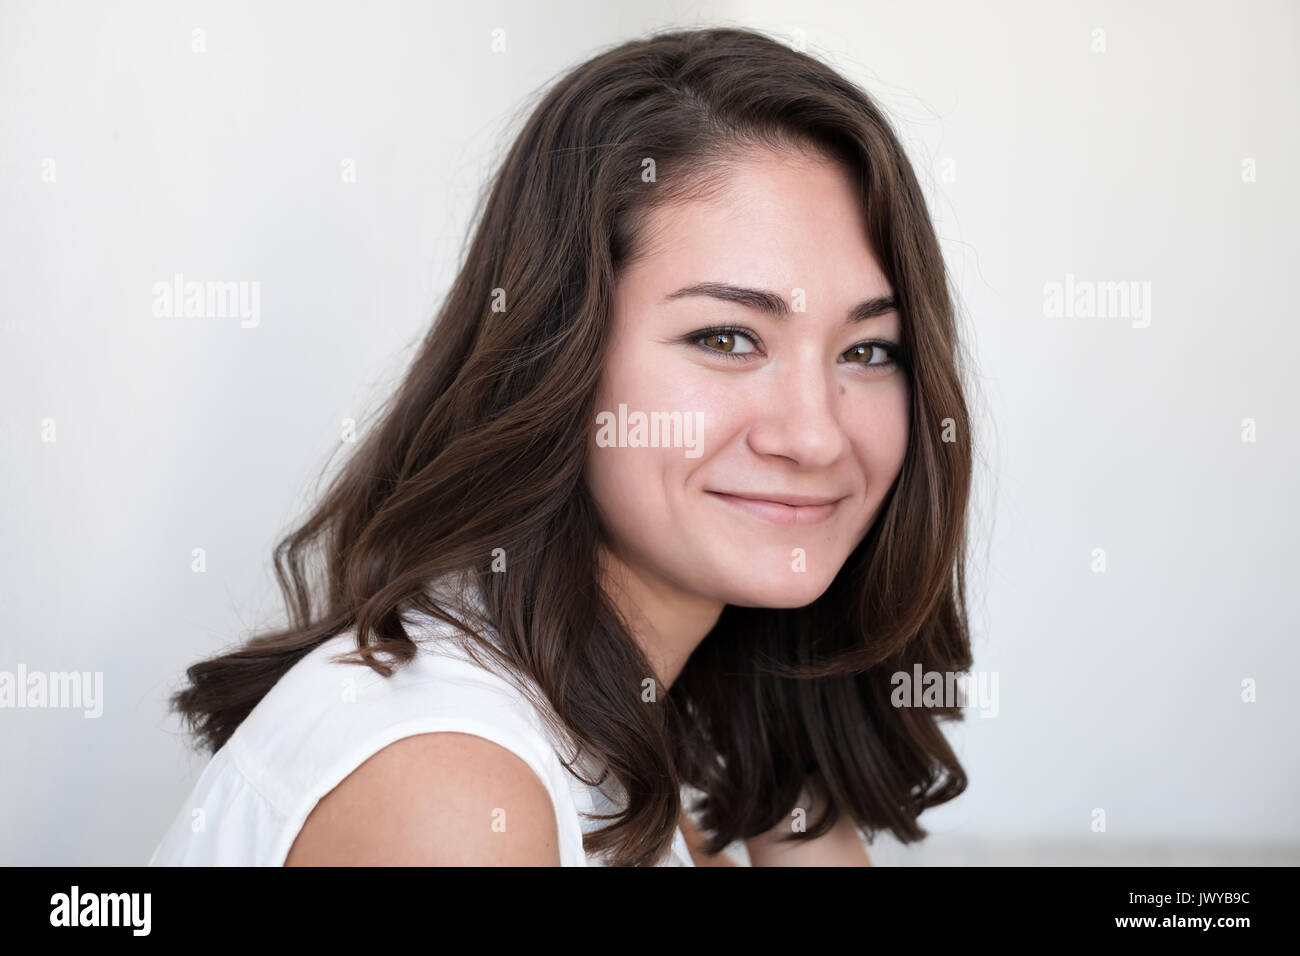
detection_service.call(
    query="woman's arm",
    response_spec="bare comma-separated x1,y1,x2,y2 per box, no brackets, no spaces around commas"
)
743,786,873,867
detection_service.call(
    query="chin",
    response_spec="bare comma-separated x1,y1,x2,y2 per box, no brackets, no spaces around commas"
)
718,575,835,610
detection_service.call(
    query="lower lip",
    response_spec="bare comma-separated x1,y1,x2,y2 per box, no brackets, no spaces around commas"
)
707,492,842,526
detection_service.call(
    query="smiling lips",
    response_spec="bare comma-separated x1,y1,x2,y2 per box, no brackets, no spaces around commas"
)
706,490,844,526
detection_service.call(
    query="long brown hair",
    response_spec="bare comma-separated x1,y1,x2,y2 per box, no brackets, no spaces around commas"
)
170,25,977,866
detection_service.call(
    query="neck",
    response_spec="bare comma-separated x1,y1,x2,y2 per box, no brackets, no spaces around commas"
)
596,547,724,691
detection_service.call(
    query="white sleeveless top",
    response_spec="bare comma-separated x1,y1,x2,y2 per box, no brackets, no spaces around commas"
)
149,576,695,867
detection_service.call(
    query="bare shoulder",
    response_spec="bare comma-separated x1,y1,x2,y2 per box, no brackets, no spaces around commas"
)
284,731,561,866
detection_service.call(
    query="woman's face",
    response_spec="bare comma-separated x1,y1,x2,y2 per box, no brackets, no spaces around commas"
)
585,147,909,611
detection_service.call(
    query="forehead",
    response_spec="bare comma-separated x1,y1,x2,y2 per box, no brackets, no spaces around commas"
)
619,149,890,305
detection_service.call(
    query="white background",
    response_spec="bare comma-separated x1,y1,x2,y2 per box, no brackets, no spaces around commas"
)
1,0,1296,865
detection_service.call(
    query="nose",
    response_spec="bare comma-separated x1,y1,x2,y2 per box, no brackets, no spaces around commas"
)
745,348,848,468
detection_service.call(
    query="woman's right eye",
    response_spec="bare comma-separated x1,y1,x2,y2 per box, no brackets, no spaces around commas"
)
692,328,761,360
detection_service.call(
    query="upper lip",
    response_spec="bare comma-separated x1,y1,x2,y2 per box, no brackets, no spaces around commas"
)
709,490,845,507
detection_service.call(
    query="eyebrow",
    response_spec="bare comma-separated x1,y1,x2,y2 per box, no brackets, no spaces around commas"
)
663,281,898,324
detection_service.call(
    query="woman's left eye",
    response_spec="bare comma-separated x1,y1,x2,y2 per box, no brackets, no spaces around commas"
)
840,342,899,368
692,328,760,357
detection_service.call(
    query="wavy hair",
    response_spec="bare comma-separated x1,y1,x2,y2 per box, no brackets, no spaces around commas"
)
170,25,977,866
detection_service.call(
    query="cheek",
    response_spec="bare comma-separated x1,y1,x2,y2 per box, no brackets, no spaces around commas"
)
844,378,910,479
586,366,697,524
599,326,668,398
587,442,676,501
595,343,724,459
585,442,692,566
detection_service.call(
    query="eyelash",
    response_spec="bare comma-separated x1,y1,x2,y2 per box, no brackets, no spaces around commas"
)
685,326,907,371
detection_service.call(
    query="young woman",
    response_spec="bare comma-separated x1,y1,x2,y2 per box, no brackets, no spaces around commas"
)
150,25,975,868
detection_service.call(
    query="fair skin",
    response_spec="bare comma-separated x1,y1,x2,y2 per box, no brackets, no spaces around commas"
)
286,146,904,867
586,146,909,864
284,732,562,865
